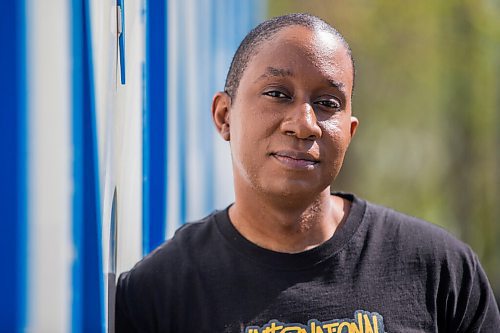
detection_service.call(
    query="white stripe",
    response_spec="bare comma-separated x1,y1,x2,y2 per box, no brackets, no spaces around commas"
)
26,0,72,331
185,0,206,221
89,0,118,327
113,0,145,275
213,0,236,210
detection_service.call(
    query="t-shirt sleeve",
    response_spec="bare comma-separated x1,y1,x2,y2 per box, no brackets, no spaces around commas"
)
115,270,157,333
455,254,500,332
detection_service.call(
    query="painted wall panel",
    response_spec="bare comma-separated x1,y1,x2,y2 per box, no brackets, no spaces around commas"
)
165,0,264,238
0,0,27,331
1,1,265,331
143,0,167,255
26,0,72,331
70,0,105,331
113,0,145,276
90,1,120,330
90,0,146,327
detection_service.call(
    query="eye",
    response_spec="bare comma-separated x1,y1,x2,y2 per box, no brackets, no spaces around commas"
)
315,98,341,110
263,90,290,99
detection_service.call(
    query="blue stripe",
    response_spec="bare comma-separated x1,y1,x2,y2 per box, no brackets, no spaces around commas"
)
16,0,28,329
178,1,188,225
142,58,150,251
71,0,104,332
143,0,167,254
71,0,84,327
83,0,104,329
0,0,27,331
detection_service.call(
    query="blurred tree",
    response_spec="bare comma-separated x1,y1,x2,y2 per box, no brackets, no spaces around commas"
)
269,0,500,298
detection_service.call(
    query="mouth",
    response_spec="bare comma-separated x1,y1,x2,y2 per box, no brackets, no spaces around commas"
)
270,151,319,169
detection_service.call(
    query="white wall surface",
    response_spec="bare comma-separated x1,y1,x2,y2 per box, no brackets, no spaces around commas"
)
26,0,72,331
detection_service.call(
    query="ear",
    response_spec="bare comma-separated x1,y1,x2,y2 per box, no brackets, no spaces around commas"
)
211,91,231,141
349,116,359,138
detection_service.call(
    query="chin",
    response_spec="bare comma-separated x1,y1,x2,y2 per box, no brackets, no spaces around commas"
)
257,179,328,199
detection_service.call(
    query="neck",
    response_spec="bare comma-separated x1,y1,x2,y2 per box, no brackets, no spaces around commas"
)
229,187,349,253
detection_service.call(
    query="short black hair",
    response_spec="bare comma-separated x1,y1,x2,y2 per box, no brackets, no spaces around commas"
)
224,13,355,99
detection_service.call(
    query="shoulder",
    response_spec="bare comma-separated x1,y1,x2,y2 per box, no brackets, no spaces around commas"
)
347,197,485,287
358,198,500,325
116,209,227,300
346,196,500,332
121,210,222,283
115,210,226,331
362,199,474,259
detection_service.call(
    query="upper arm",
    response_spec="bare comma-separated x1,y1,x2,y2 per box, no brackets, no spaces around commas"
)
451,254,500,333
115,271,157,333
458,257,500,332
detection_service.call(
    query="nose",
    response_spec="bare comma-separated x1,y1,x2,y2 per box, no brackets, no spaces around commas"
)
280,102,322,140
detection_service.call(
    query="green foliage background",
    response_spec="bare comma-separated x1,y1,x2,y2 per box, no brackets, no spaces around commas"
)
268,0,500,297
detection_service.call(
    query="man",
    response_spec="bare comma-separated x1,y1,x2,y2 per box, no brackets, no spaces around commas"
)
116,13,500,332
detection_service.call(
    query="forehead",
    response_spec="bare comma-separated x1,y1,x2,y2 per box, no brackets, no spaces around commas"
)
245,25,353,87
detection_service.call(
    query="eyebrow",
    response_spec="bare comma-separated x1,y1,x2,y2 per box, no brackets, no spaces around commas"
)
254,66,347,93
254,67,294,83
327,79,345,91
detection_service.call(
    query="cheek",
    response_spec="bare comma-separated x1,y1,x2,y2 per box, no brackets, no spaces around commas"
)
230,115,271,159
321,118,341,136
320,119,352,156
232,106,280,142
322,118,347,139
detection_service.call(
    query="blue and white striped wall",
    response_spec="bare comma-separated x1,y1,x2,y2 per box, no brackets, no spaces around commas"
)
1,0,264,331
164,0,265,240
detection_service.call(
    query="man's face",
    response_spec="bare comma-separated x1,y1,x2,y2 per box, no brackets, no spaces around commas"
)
220,25,358,199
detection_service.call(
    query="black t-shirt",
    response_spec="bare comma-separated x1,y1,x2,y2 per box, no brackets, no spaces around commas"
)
115,193,500,332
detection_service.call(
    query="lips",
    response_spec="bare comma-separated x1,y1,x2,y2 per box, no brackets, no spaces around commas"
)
270,151,319,169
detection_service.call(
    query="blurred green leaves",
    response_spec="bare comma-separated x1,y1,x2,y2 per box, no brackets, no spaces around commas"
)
269,0,500,296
